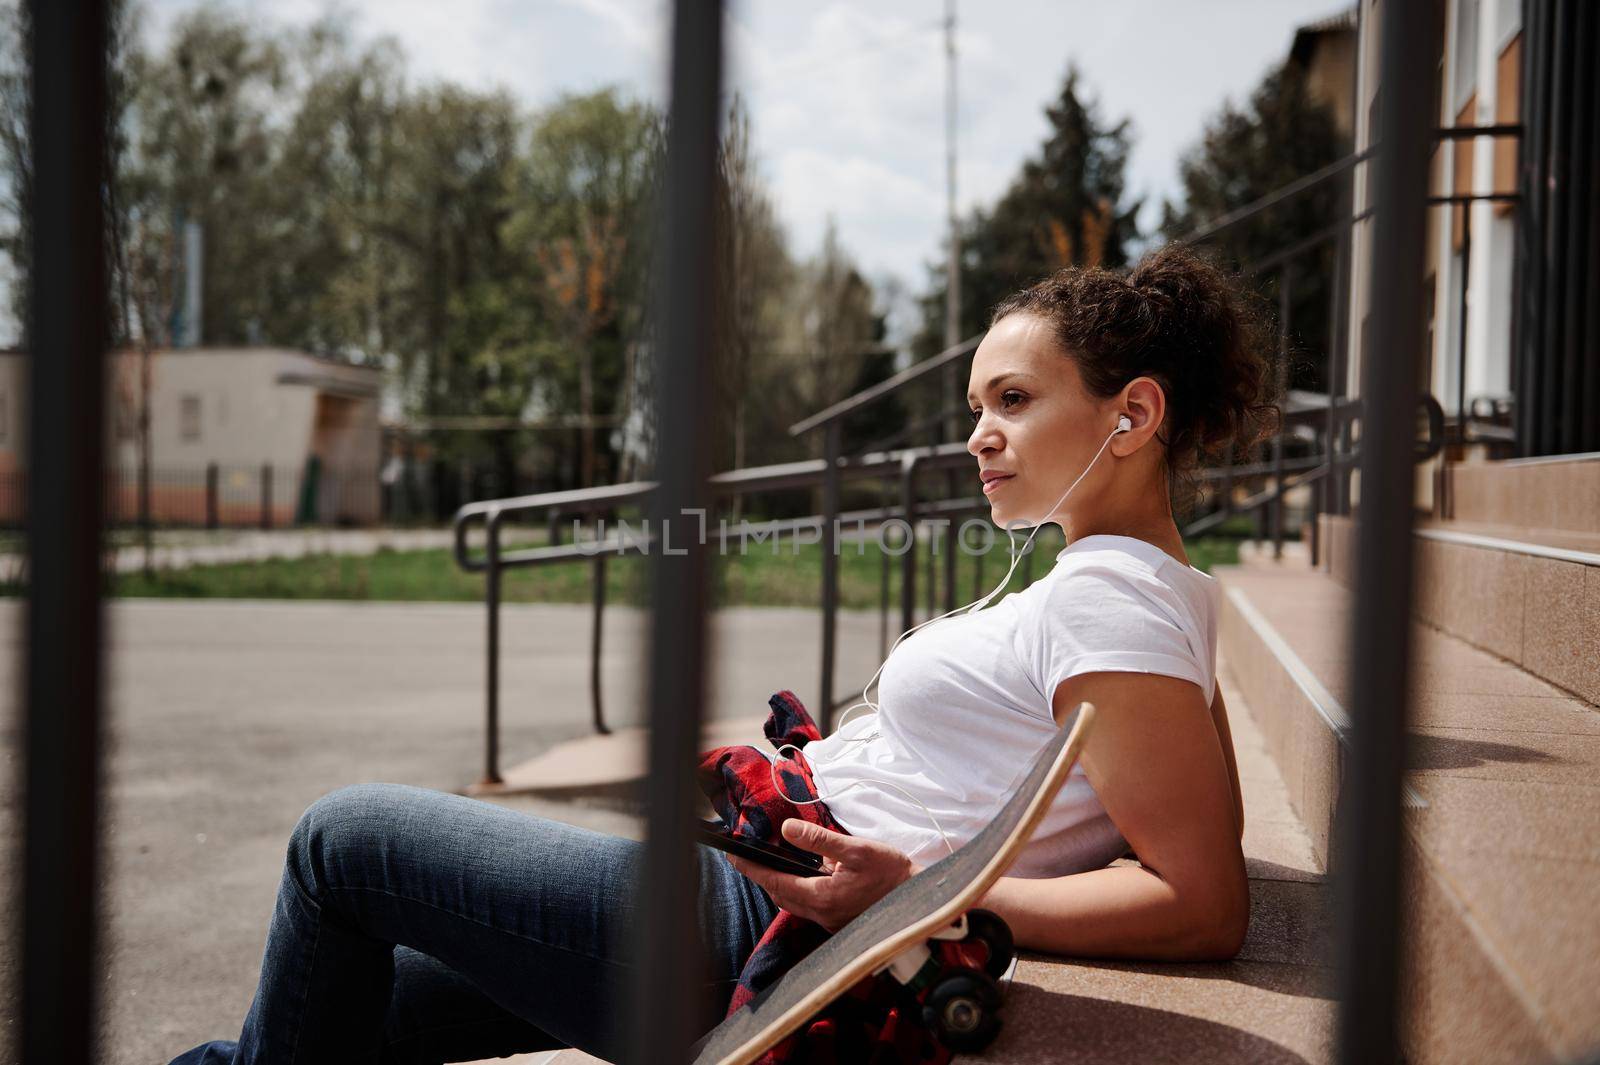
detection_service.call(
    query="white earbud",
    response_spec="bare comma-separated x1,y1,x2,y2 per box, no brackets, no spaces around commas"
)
771,416,1132,856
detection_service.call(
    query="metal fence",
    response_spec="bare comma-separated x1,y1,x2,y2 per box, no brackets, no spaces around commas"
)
0,464,385,530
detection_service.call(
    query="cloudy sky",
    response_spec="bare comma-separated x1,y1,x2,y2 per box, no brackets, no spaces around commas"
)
87,1,1342,345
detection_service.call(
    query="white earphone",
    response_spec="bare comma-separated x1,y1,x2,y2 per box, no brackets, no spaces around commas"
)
768,415,1134,856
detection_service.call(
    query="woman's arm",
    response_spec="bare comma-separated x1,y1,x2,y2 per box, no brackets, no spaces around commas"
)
1210,684,1245,841
974,670,1249,961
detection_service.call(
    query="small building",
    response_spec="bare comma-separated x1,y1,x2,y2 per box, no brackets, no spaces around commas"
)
1289,7,1359,138
0,347,382,526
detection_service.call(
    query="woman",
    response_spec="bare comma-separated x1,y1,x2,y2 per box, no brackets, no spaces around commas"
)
170,244,1269,1064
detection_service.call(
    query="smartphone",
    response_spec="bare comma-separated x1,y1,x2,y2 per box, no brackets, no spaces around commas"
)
697,819,827,878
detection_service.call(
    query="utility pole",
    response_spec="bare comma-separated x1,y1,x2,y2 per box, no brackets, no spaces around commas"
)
939,0,961,614
943,0,959,355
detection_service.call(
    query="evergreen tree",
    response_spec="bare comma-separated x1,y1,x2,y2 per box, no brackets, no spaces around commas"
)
914,64,1141,358
1161,60,1347,392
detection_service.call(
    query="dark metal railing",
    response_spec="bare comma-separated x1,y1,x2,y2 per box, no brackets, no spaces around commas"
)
452,440,992,780
1333,1,1437,1060
22,1,111,1062
1424,124,1524,523
632,1,723,1057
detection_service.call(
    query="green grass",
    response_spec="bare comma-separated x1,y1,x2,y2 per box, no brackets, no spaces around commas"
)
89,529,1244,607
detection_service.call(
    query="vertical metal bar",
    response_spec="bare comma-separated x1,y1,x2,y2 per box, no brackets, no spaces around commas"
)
923,515,935,618
1457,199,1472,445
879,478,890,659
972,519,984,600
899,455,918,634
591,552,609,735
1333,0,1436,1060
260,463,272,530
138,349,150,539
482,508,502,785
22,0,110,1060
819,421,840,731
1538,0,1573,456
1514,0,1548,458
1273,264,1292,560
206,462,219,529
1222,443,1235,520
632,1,722,1059
1561,0,1597,453
1328,176,1352,515
1309,471,1322,568
942,486,957,613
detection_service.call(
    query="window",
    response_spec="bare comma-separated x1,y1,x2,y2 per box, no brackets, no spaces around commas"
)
180,393,202,442
1452,0,1481,112
1493,33,1521,211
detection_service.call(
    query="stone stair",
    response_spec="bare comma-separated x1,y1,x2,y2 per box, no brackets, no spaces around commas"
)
1223,451,1600,1063
464,453,1600,1064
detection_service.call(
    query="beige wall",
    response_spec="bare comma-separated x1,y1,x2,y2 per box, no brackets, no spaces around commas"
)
0,347,381,524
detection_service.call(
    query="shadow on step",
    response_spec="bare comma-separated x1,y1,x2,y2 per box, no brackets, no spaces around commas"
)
995,983,1324,1063
1405,732,1563,771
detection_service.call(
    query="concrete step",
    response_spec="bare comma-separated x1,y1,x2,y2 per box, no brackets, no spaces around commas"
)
1318,513,1600,706
1219,563,1600,1064
468,645,1335,1064
1444,452,1600,534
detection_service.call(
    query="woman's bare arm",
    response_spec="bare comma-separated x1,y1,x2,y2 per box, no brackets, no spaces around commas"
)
1210,684,1245,840
973,671,1249,961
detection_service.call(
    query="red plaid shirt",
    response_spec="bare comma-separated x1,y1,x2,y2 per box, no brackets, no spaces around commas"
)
696,690,987,1063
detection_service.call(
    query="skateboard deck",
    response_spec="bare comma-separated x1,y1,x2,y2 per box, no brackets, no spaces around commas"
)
689,701,1098,1065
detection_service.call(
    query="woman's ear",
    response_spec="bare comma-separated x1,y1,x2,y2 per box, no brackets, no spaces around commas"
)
1112,377,1167,456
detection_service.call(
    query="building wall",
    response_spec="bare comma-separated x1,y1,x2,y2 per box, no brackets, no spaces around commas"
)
0,347,381,525
107,349,318,473
1345,0,1520,422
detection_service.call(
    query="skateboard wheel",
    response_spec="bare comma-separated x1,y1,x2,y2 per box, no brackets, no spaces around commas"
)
964,908,1015,980
923,969,1002,1052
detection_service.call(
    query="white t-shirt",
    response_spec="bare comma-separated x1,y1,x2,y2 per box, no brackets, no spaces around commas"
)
802,533,1221,879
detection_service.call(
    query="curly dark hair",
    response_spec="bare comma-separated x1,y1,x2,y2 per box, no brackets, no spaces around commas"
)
988,243,1279,509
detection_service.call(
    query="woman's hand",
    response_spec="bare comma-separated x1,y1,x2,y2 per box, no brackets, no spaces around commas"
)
725,821,923,933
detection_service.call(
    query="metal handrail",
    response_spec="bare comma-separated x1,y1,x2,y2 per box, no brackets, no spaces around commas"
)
451,120,1468,780
787,335,980,436
449,385,1451,781
1181,151,1367,246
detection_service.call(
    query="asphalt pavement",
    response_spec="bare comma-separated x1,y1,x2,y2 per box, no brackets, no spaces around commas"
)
0,598,884,1064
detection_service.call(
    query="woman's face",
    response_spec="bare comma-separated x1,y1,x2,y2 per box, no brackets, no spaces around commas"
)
965,313,1120,530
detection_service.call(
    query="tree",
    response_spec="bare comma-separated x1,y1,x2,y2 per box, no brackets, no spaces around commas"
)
914,64,1141,358
1160,60,1347,392
381,85,526,502
263,18,410,362
711,96,793,485
0,3,847,514
509,88,660,488
0,0,29,341
122,6,289,346
737,218,886,474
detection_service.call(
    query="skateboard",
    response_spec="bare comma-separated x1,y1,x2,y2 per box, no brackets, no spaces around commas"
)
690,702,1098,1065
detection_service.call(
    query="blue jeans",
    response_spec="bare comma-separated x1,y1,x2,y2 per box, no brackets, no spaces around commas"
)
168,782,780,1064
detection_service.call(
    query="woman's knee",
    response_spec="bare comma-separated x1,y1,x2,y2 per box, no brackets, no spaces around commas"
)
287,782,419,898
